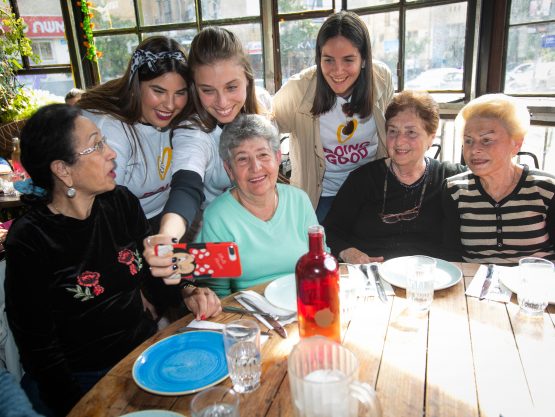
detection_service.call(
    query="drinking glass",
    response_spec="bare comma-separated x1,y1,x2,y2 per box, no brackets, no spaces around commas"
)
406,255,436,312
223,319,261,393
518,257,554,316
191,386,240,417
288,336,382,417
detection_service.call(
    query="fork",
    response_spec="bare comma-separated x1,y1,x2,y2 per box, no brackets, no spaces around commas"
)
236,296,297,321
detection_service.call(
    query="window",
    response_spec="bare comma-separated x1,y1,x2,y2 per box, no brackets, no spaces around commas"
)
504,0,555,95
3,0,74,101
87,0,264,84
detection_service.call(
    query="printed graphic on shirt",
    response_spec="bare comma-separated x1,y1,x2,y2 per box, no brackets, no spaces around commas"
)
324,141,371,165
336,118,358,144
117,248,143,276
158,146,172,180
67,271,104,301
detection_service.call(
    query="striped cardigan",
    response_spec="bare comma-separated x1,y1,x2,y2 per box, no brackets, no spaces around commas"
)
442,165,555,264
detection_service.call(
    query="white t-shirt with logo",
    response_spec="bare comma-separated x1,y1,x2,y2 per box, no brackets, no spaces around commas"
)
319,96,378,197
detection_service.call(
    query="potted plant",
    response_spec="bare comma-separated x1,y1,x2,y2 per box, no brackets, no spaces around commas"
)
0,0,42,158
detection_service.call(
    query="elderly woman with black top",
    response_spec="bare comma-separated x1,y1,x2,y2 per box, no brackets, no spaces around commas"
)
4,104,218,416
442,93,555,264
324,91,465,264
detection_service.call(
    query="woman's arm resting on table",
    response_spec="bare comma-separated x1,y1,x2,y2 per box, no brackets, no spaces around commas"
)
181,286,222,320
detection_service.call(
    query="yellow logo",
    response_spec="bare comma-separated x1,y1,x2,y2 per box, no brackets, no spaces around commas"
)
157,147,172,180
336,119,358,144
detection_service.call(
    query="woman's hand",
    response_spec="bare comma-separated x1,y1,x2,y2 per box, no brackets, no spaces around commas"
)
182,286,222,320
143,234,182,285
339,247,384,264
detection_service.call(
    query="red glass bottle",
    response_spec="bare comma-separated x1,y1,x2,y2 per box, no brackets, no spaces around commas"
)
295,225,341,342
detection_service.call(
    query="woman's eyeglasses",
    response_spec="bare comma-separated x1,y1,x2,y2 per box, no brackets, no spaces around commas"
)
341,102,355,135
77,136,107,156
378,166,428,224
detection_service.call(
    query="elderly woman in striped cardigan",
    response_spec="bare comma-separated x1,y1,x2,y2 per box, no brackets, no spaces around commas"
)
442,93,555,264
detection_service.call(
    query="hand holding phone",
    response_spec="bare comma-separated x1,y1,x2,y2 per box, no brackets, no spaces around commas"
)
155,242,242,280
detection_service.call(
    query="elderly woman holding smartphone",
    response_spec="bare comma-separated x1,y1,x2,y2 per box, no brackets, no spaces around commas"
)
4,104,218,416
196,114,318,297
443,94,555,264
324,91,465,263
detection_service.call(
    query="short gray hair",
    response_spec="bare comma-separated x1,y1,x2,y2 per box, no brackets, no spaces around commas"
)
219,114,280,164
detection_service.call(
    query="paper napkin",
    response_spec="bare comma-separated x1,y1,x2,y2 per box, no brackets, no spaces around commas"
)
466,265,513,303
346,264,395,297
235,290,297,331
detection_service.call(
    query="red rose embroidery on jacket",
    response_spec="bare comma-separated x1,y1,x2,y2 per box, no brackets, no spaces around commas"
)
117,248,143,276
67,271,104,302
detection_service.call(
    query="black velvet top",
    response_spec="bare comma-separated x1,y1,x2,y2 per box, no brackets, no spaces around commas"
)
4,186,178,414
324,158,466,260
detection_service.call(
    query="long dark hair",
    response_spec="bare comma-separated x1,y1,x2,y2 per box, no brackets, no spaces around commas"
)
187,26,260,132
311,11,374,119
20,104,81,202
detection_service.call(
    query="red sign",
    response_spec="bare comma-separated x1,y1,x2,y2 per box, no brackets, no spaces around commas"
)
21,16,65,38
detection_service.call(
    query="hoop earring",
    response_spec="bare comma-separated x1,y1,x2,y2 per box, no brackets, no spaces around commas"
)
66,187,76,198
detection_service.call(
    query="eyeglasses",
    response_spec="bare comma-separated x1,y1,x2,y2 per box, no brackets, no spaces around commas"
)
341,102,356,135
77,136,107,156
378,167,428,224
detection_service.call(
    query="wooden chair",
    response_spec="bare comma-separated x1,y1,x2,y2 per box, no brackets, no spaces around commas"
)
0,120,26,161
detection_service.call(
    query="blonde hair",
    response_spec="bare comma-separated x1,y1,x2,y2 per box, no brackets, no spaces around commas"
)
455,93,530,141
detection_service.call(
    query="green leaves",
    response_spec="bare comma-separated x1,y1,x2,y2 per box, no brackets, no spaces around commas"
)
66,285,95,302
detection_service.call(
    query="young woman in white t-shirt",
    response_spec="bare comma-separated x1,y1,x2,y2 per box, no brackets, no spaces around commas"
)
273,11,394,222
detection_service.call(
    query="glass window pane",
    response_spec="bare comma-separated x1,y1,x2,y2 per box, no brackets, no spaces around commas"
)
95,34,139,82
90,0,136,30
279,18,324,84
360,12,398,90
348,0,396,7
404,3,467,93
16,0,70,65
221,23,264,85
148,30,198,54
202,0,259,20
505,22,555,94
278,0,332,14
141,0,196,25
510,0,555,25
17,73,73,100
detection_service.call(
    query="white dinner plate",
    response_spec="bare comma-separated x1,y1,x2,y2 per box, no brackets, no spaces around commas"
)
380,256,462,290
499,266,555,305
120,411,184,417
264,273,297,312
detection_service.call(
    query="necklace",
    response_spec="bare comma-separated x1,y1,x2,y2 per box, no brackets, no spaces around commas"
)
389,158,429,190
379,158,430,224
235,188,278,221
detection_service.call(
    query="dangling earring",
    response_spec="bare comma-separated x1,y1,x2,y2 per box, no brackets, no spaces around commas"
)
66,187,76,198
361,60,366,69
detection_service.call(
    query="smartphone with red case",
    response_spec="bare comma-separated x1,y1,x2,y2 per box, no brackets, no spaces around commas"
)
155,242,242,279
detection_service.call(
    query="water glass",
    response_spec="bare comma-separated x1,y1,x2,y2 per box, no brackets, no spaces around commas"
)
223,319,261,393
191,386,240,417
288,336,382,417
406,255,436,312
518,257,554,316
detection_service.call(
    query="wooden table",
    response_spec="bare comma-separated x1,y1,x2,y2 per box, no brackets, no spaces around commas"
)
68,263,555,417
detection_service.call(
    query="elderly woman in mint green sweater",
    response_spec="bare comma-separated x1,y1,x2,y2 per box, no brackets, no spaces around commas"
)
197,114,318,297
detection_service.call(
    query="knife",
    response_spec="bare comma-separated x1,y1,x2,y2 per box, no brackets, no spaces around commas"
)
479,264,494,300
368,264,388,303
223,303,288,339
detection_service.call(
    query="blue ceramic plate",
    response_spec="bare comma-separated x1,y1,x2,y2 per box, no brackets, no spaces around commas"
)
120,411,184,417
380,256,462,290
132,331,228,395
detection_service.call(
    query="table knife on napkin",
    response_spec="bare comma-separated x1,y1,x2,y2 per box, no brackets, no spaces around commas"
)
367,264,388,303
223,303,288,339
479,264,494,300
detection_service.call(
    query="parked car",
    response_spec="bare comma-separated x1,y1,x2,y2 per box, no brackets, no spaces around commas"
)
405,67,463,91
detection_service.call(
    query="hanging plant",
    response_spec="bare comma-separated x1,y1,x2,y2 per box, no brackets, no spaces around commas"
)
76,1,102,61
